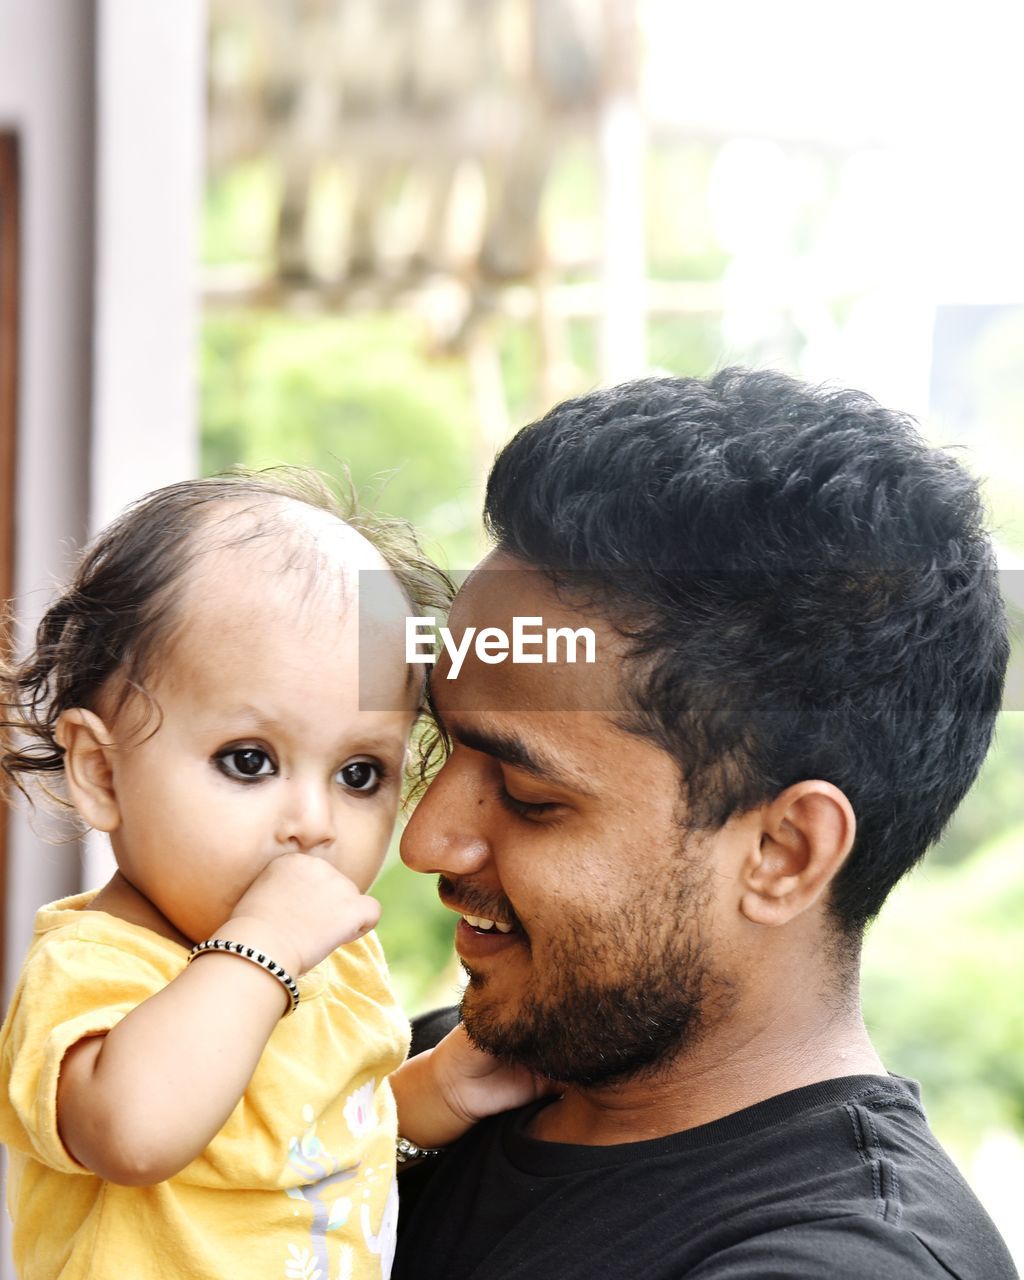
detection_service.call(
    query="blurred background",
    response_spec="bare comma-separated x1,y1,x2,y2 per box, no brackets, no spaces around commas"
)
1,0,1022,1271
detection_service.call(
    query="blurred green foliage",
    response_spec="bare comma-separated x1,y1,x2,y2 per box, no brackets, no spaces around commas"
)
928,306,1024,557
930,712,1024,866
863,813,1024,1161
201,309,484,568
645,143,728,283
648,315,721,378
373,827,462,1013
203,160,278,269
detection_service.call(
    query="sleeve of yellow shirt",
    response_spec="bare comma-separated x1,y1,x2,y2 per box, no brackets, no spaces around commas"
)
0,922,177,1174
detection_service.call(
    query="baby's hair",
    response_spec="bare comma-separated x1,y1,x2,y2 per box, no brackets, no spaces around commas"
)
0,467,453,803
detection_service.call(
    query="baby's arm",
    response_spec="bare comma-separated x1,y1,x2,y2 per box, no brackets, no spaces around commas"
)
389,1024,557,1153
56,854,377,1186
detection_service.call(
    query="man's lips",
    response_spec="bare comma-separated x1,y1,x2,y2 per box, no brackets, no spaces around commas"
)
437,876,524,939
453,916,524,961
461,913,515,934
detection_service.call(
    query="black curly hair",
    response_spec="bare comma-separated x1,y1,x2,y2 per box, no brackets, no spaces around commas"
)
482,367,1009,935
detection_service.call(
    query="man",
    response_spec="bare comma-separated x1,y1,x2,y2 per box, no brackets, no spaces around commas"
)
392,369,1017,1278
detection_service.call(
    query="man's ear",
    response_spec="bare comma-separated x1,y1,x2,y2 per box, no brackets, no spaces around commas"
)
55,708,122,833
739,781,856,927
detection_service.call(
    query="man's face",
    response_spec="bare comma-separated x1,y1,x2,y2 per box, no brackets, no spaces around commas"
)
400,554,741,1085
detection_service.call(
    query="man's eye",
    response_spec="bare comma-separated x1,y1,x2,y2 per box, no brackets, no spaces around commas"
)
498,787,559,820
216,748,275,780
338,760,382,794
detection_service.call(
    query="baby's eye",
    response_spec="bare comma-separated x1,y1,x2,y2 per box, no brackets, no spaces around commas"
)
215,748,276,780
337,760,383,794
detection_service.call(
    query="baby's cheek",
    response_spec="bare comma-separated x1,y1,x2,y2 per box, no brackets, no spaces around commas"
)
346,812,397,891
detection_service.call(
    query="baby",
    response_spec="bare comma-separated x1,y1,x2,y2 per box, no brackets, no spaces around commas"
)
0,471,542,1280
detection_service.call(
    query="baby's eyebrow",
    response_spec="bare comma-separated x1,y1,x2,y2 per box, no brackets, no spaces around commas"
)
213,704,278,728
209,707,409,752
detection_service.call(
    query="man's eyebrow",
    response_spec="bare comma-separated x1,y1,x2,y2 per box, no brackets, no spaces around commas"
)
445,718,594,795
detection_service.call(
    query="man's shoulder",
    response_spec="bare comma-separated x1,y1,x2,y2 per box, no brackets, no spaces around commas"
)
396,1075,1018,1280
681,1211,1012,1279
652,1077,1016,1278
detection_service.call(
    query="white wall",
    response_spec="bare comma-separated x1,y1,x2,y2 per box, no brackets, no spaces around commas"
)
0,0,98,994
0,5,97,1274
92,0,204,531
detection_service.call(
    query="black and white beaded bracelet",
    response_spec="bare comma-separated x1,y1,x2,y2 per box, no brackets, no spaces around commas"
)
187,938,301,1015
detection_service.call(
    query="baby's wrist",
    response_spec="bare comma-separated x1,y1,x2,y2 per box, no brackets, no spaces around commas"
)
186,937,300,1016
391,1047,471,1150
211,916,304,979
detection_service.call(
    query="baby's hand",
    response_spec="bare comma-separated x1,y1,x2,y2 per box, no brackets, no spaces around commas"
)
225,853,381,976
429,1025,560,1129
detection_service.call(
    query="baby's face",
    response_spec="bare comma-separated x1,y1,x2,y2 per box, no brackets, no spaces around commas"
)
100,536,421,944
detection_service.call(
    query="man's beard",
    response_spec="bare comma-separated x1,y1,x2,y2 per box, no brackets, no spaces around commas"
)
453,855,733,1088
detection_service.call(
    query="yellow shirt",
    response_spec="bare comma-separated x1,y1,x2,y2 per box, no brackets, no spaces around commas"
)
0,893,410,1280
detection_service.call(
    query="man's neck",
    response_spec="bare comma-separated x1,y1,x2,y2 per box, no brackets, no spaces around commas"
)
527,1002,885,1146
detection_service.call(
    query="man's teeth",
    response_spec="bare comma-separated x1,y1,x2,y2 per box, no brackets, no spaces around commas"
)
463,914,514,934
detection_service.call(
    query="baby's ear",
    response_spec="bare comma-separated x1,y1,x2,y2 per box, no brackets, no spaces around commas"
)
55,709,121,832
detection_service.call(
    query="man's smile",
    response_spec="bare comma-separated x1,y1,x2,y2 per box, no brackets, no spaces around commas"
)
461,914,515,934
436,875,527,961
437,875,522,931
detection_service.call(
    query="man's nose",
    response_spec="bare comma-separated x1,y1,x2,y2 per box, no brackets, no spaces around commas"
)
276,777,335,852
400,758,490,876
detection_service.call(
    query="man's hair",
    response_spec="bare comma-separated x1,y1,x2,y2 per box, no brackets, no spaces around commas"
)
483,368,1009,935
1,467,452,799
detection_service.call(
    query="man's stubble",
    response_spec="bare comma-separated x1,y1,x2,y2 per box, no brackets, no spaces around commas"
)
456,843,736,1088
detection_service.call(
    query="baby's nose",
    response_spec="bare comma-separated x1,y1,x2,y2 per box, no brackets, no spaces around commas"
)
277,780,334,851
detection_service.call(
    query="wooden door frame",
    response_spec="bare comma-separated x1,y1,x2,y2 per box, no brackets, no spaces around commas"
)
1,131,21,996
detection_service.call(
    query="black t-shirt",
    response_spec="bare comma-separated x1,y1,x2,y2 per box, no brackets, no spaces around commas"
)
395,1074,1017,1279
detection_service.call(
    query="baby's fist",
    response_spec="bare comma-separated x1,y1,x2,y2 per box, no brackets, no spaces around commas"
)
228,853,381,976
